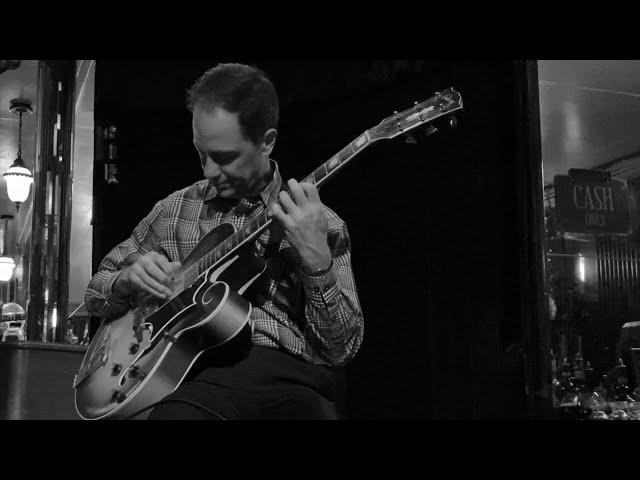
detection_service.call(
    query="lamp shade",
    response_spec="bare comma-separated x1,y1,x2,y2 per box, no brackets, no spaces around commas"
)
3,163,33,204
0,256,16,282
1,302,25,317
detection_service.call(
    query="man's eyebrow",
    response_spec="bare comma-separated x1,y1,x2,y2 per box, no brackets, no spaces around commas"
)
194,145,239,156
206,150,240,158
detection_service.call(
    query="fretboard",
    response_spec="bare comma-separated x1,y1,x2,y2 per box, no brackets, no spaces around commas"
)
186,129,373,282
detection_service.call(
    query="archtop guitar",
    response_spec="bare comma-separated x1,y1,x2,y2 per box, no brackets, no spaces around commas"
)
73,88,463,419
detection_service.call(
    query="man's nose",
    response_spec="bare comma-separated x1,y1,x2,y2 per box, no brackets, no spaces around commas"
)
202,157,221,179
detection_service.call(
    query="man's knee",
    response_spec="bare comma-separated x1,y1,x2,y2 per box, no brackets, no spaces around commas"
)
148,399,225,420
286,387,338,420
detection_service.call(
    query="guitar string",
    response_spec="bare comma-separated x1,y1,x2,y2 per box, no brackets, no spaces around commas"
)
130,155,349,322
195,95,460,275
134,134,377,324
183,158,342,281
98,94,461,381
187,136,367,276
172,95,458,283
127,97,458,319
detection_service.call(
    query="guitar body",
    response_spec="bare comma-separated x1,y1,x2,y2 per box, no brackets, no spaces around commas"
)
74,223,265,420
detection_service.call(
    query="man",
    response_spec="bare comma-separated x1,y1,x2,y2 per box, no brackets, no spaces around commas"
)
85,63,364,419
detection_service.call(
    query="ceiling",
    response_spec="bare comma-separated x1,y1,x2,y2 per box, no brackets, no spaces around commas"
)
538,60,640,187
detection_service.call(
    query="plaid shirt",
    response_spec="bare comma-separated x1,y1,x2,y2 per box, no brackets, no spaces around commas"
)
85,161,364,366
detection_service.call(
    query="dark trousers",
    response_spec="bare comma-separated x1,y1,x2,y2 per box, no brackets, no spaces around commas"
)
147,345,338,420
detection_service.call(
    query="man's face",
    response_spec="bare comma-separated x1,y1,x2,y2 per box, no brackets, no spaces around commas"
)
192,106,272,200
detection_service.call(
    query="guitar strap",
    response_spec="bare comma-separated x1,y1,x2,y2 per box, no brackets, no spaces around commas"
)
260,170,288,260
262,228,283,260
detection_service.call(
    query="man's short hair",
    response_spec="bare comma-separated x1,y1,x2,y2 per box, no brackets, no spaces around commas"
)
186,63,279,145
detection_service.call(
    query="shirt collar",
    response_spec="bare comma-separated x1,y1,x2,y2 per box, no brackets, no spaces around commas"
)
201,159,282,208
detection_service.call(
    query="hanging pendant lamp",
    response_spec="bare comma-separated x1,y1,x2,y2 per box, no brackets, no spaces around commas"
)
3,99,33,212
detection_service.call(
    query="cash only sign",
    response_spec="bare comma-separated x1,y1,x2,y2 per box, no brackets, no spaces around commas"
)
554,169,631,234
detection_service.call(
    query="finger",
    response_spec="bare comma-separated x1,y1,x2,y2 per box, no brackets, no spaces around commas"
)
131,270,172,298
167,261,182,275
271,203,294,230
150,252,174,275
299,182,321,205
134,264,173,295
287,179,309,207
278,191,300,216
142,259,173,286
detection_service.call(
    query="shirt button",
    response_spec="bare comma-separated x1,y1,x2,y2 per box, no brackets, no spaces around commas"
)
313,287,320,293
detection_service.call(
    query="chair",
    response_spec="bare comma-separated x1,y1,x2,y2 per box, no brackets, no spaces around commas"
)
0,302,26,342
2,320,25,342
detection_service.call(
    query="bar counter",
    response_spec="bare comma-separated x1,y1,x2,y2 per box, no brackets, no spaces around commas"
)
0,341,86,420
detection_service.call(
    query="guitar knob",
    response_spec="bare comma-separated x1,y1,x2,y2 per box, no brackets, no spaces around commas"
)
448,116,458,128
129,343,140,354
129,366,140,377
111,391,126,404
111,364,122,376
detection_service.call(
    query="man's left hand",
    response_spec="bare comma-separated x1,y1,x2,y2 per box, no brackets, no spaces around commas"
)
271,179,332,273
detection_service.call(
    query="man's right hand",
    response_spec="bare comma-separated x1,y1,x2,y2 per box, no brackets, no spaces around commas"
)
113,252,182,300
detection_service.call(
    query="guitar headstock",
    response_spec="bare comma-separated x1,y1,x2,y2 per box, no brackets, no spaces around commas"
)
368,88,463,142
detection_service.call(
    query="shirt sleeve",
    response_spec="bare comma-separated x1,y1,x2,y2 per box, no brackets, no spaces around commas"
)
300,216,364,367
84,200,165,319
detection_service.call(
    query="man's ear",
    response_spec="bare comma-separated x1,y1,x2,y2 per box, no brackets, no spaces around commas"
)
261,128,278,156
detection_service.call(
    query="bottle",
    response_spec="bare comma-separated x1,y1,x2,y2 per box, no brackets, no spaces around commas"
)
64,320,78,344
572,347,591,419
573,347,586,393
584,361,595,389
104,125,119,185
613,358,635,403
580,361,605,414
550,349,561,408
558,356,580,419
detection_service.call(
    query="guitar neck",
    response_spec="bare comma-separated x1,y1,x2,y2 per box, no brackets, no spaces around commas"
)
301,130,372,188
186,87,463,282
187,130,376,280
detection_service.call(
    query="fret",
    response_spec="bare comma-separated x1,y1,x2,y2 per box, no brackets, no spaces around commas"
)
336,143,354,163
326,155,339,173
311,166,326,185
353,132,368,150
197,258,206,276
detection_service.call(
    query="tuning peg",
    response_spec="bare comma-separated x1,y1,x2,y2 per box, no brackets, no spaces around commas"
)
404,133,417,144
425,125,439,136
